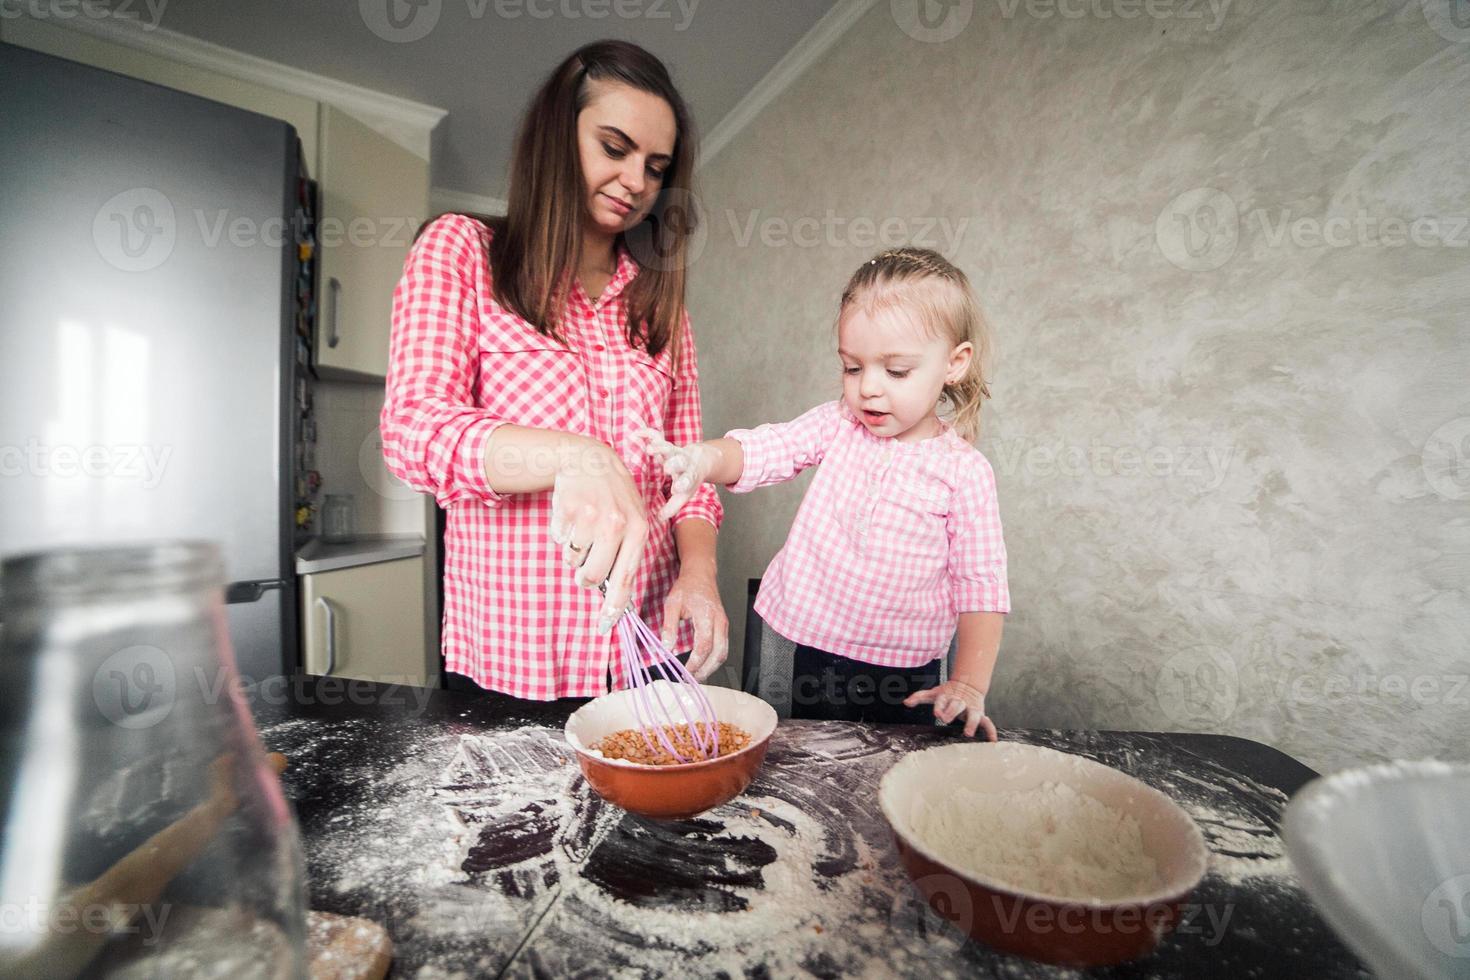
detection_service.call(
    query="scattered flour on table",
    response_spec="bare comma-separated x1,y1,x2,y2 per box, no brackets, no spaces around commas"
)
913,781,1162,900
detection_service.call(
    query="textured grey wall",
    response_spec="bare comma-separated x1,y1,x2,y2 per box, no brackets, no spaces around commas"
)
685,0,1470,774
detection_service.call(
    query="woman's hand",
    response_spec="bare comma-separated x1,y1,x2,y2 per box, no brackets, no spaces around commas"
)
659,568,729,682
548,438,649,633
633,429,722,520
904,679,998,741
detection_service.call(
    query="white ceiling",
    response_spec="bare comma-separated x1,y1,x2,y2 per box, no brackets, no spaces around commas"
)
107,0,847,201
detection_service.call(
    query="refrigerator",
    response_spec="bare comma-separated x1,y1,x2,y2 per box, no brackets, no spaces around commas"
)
0,43,317,680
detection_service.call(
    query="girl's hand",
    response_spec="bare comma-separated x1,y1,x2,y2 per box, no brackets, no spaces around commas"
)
659,569,729,682
548,439,649,633
632,429,721,520
904,680,998,741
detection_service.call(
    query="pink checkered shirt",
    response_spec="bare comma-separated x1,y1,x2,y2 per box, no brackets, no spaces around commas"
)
381,214,722,700
728,400,1009,669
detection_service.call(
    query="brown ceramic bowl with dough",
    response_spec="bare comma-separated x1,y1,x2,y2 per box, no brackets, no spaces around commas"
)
878,742,1209,966
564,683,778,821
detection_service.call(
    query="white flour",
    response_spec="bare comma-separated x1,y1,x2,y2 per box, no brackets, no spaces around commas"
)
912,781,1162,901
256,718,1335,977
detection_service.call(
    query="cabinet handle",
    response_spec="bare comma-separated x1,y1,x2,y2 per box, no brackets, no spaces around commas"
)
327,276,341,349
316,596,339,677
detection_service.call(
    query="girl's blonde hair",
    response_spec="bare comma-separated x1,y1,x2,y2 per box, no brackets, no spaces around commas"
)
837,247,993,442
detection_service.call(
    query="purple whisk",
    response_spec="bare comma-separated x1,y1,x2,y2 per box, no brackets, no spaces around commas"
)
602,585,720,764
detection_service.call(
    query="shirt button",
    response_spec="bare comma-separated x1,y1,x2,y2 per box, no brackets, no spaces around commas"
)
599,388,609,398
594,344,605,352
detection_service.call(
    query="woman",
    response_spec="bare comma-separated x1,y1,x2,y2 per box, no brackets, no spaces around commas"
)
381,40,727,700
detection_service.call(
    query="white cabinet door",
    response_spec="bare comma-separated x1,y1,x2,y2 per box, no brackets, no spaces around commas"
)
301,557,431,686
316,105,430,379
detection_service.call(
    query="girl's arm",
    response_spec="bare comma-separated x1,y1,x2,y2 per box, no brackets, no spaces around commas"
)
951,611,1004,693
639,401,843,518
904,611,1003,741
905,454,1010,740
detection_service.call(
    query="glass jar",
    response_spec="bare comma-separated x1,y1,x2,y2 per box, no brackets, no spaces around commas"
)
320,494,355,543
0,542,307,979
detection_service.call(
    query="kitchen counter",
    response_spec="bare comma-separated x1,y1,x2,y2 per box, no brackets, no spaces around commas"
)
249,681,1367,978
294,535,425,574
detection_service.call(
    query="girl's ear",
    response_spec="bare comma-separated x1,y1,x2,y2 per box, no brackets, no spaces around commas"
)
946,342,974,384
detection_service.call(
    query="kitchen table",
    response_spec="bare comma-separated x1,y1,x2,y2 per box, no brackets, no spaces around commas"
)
248,679,1367,979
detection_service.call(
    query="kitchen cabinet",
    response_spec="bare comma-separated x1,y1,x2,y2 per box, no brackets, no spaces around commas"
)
300,555,431,686
315,104,430,380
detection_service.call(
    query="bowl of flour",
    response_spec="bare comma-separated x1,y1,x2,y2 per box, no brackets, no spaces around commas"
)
878,742,1207,966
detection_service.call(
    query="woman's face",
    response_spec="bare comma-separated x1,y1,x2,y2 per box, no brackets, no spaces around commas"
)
577,79,676,238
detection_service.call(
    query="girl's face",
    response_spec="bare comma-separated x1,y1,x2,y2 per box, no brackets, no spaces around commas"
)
838,304,972,443
577,79,676,239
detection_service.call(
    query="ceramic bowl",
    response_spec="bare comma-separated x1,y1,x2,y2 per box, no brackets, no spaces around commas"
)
878,741,1209,966
564,683,778,821
1284,759,1470,980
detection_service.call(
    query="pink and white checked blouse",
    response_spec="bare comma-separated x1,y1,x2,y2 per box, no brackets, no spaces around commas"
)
728,400,1009,669
381,214,722,700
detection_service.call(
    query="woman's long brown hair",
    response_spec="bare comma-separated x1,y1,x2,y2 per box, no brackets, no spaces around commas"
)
431,40,698,364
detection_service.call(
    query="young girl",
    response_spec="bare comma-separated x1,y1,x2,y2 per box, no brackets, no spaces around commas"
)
640,247,1008,739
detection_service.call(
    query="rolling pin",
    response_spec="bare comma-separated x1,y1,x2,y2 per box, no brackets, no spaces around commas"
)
4,751,289,980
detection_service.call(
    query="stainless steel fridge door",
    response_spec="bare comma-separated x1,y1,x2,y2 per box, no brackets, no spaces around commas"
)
225,586,289,684
0,45,293,594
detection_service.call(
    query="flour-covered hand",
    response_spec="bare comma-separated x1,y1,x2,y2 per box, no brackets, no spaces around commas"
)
904,680,997,741
659,570,729,682
632,428,721,521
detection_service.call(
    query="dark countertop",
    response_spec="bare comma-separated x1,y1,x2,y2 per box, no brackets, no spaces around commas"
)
249,679,1368,979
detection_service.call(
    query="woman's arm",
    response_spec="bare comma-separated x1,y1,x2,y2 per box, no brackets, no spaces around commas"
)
664,517,729,681
380,216,649,628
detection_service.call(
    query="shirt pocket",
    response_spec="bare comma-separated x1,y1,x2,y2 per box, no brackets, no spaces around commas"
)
624,348,676,429
477,339,587,433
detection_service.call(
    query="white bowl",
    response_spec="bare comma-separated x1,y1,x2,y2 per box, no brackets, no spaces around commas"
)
1284,760,1470,979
